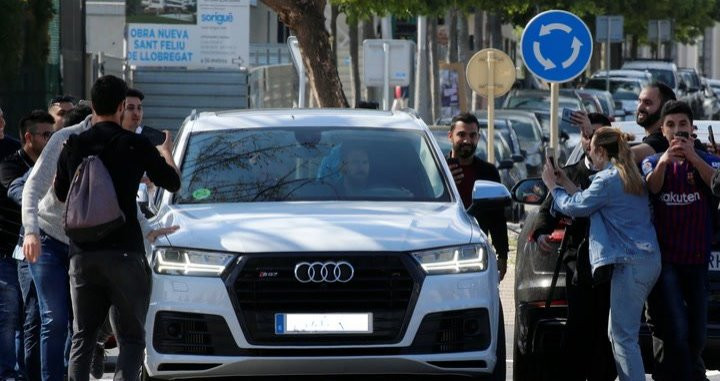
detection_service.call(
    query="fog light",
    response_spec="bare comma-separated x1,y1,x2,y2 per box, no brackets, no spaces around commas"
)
463,318,480,336
166,323,182,339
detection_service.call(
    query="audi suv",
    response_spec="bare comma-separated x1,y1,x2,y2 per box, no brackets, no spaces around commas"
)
142,109,508,380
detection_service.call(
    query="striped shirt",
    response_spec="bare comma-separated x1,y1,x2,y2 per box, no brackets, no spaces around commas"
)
642,151,720,264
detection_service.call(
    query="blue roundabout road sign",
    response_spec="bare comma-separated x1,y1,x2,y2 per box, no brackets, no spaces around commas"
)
521,10,593,83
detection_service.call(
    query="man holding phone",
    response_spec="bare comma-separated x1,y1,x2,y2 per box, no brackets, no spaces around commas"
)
122,88,165,145
447,112,509,281
533,112,617,381
642,101,720,381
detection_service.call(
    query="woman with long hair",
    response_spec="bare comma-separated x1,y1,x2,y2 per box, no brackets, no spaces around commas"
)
542,127,661,381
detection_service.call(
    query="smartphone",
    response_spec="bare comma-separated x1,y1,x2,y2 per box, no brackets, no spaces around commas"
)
674,131,690,139
559,108,575,134
709,126,717,152
545,147,556,168
141,126,166,146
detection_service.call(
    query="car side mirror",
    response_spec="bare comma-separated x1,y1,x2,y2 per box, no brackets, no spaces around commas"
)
679,82,688,91
467,180,511,216
511,154,525,163
560,131,570,141
511,178,548,205
497,159,514,170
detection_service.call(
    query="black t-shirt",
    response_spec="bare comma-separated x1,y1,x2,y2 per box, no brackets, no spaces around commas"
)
642,132,669,154
54,122,181,254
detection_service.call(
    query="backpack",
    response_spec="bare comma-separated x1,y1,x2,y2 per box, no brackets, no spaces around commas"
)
64,135,126,243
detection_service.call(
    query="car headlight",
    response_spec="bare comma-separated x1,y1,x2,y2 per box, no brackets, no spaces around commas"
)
411,244,488,274
153,248,237,276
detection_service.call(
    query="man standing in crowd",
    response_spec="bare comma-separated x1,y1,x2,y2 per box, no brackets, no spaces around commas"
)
47,95,76,131
53,75,180,381
2,111,55,381
631,82,676,163
447,112,509,280
532,112,616,381
642,101,720,381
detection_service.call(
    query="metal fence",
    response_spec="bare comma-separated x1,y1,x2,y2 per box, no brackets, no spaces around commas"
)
130,67,249,132
249,44,292,67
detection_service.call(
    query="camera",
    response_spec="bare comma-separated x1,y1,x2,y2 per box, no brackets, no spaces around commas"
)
674,131,690,139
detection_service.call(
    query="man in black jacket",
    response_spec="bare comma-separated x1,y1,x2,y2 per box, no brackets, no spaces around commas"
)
54,75,181,381
532,112,616,381
0,110,54,381
447,112,509,280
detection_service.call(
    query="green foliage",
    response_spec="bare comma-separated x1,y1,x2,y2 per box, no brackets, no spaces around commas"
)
0,0,26,81
334,0,720,42
24,0,55,67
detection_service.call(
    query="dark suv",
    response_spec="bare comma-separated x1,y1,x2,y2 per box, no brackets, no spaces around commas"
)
510,145,720,380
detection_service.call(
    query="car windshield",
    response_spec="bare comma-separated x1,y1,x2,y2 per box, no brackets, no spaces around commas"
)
645,69,676,88
506,95,581,111
506,118,540,144
177,127,450,203
586,79,642,95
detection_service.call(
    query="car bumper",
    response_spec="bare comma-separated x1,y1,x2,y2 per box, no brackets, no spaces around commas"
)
145,269,501,378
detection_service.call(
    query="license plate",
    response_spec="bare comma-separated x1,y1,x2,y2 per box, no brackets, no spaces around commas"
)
274,313,373,334
711,252,720,272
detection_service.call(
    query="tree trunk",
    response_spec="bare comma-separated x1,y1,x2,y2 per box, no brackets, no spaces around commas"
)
361,19,378,104
446,7,458,63
457,11,471,112
348,17,360,107
429,17,440,123
488,12,502,50
265,0,348,108
330,4,339,67
414,16,431,123
472,11,484,111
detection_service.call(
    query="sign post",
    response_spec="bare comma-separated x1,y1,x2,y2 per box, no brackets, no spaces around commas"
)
363,39,415,111
287,36,306,108
521,10,593,157
648,20,672,59
596,15,624,92
465,49,516,164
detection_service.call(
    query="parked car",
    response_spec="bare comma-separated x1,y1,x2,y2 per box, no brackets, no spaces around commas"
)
679,67,706,119
621,60,701,119
583,77,645,119
590,69,653,82
141,109,509,380
430,125,526,222
510,124,720,378
502,89,585,165
476,109,545,177
578,88,622,120
707,78,720,96
701,78,720,120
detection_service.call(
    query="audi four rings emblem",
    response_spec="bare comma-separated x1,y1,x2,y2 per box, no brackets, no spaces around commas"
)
294,261,355,283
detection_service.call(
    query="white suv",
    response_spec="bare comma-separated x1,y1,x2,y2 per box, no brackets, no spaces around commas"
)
142,109,507,380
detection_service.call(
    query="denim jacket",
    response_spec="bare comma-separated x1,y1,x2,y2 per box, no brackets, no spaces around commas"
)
552,163,660,273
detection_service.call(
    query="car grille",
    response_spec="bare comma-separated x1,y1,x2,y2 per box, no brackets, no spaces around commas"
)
229,253,423,345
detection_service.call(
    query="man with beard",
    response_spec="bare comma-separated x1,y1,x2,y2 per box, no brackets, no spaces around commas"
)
532,112,617,381
631,82,676,164
447,112,509,280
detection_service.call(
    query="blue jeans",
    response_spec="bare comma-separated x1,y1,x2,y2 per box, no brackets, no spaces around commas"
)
648,263,708,381
0,257,22,379
28,231,71,381
17,258,41,381
608,252,660,381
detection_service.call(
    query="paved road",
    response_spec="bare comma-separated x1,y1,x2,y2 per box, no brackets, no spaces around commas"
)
99,224,720,380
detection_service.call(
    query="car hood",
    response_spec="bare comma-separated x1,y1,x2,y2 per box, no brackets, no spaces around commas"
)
153,202,477,253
